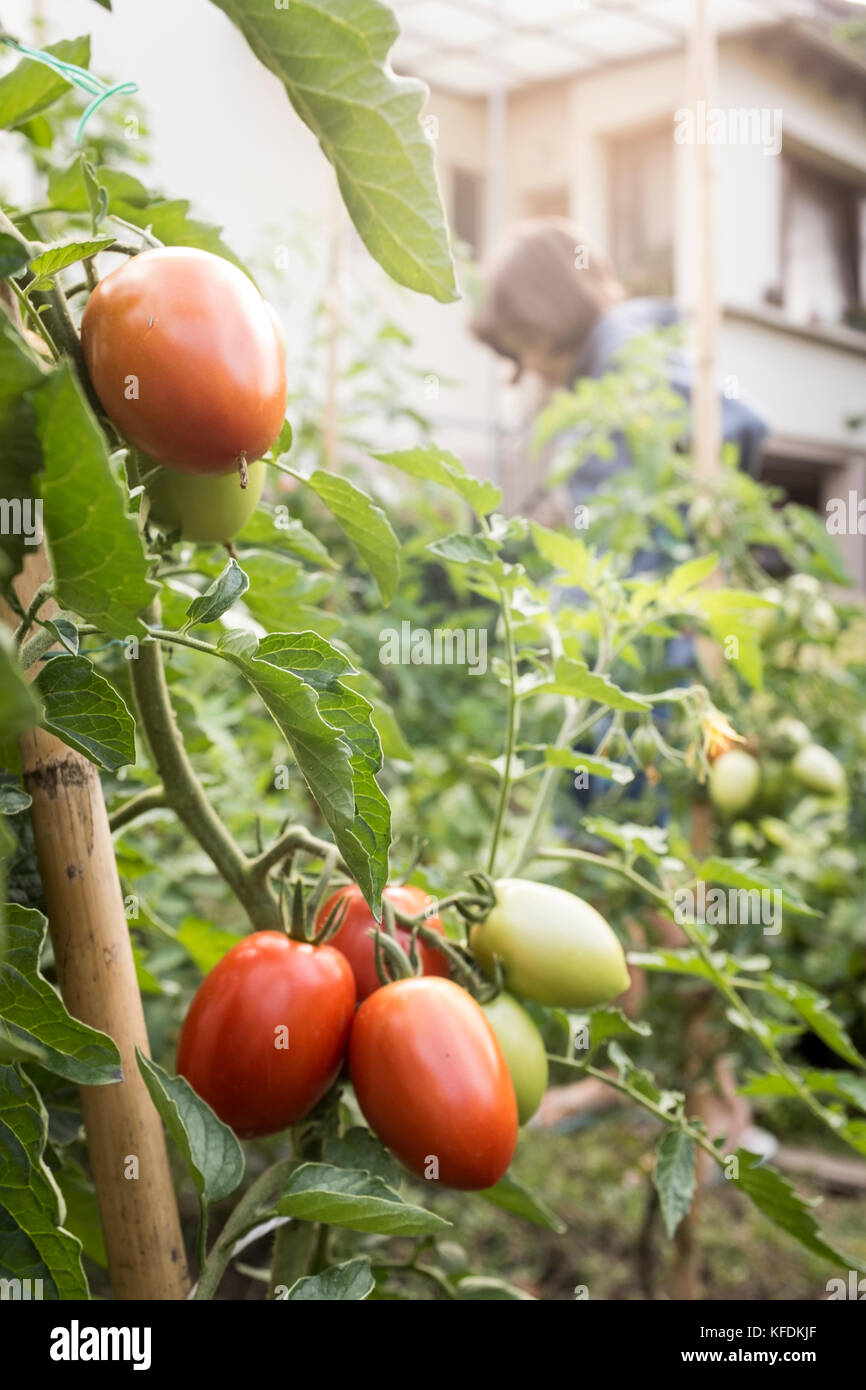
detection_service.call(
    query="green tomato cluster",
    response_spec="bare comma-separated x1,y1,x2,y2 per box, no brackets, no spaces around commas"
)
708,726,846,820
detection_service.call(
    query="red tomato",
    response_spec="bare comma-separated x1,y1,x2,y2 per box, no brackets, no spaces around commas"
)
349,977,518,1190
176,932,355,1137
317,883,450,1001
81,247,286,475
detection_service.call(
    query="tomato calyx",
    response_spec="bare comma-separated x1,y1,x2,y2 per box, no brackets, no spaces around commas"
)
281,847,351,946
366,875,501,1000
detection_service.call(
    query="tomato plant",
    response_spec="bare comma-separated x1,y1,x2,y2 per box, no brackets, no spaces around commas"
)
81,247,287,475
349,977,518,1189
1,0,865,1316
317,882,449,1000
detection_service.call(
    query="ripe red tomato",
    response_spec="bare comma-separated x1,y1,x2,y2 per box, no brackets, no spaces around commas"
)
317,883,449,1001
349,977,518,1190
81,247,286,475
176,931,355,1137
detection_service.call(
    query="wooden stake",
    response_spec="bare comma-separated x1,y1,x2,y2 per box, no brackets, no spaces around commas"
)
8,550,189,1300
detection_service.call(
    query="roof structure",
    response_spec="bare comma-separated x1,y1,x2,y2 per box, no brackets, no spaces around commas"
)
389,0,860,94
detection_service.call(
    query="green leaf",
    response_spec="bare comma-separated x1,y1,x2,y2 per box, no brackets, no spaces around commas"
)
286,1255,374,1301
226,637,388,914
135,1049,244,1205
694,856,819,918
0,233,29,278
0,37,90,129
0,1065,88,1298
42,616,79,656
531,522,594,588
54,1164,106,1268
208,0,456,302
581,1006,652,1054
34,654,136,771
33,364,156,637
176,918,245,975
47,160,150,215
732,1150,866,1273
764,976,865,1070
740,1069,866,1113
374,445,501,518
323,1126,400,1186
0,905,121,1085
541,656,650,712
238,506,335,568
0,317,48,582
456,1275,535,1300
664,552,718,599
427,533,497,566
302,471,399,603
275,1162,448,1236
543,746,634,785
28,237,115,280
0,787,30,815
477,1172,565,1233
0,631,41,740
186,559,250,626
583,817,668,860
653,1128,697,1237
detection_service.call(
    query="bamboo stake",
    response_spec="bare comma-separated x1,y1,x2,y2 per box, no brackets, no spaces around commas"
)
7,548,190,1300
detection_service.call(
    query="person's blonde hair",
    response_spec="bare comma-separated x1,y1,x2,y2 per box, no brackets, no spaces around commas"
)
470,218,624,378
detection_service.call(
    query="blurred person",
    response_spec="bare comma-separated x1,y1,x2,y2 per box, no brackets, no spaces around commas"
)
470,217,768,519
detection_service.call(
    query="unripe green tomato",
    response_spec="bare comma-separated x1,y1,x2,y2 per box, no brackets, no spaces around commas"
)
470,878,630,1010
631,723,659,766
481,991,549,1125
754,756,789,813
791,743,846,797
767,717,811,760
786,573,822,603
708,749,761,815
601,727,628,761
802,597,838,641
144,457,266,543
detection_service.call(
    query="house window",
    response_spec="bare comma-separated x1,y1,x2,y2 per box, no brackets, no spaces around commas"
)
451,167,485,257
781,156,866,332
609,125,674,296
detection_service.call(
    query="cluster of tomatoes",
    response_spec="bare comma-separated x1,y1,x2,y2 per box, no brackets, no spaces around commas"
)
176,879,630,1190
708,716,846,819
81,246,287,543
